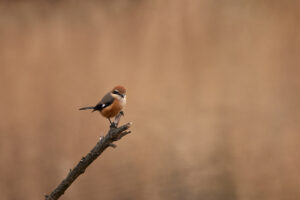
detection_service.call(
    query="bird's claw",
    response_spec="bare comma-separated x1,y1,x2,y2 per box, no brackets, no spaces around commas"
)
110,122,117,128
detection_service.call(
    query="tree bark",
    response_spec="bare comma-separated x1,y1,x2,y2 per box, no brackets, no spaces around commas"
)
45,114,132,200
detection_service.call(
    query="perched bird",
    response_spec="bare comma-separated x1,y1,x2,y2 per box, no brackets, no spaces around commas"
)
79,85,126,127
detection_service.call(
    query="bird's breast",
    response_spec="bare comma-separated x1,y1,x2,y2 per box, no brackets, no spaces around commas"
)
119,95,126,107
100,98,124,118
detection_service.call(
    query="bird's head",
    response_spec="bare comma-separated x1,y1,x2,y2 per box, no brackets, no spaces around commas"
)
111,85,126,99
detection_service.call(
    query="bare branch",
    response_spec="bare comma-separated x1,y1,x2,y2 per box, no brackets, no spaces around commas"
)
45,113,132,200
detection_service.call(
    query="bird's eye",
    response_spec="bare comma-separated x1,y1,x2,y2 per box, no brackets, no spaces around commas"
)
112,90,120,95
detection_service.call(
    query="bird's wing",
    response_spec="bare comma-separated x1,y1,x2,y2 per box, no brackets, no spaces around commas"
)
94,92,114,111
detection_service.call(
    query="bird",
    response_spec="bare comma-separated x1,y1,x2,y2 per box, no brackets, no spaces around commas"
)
79,85,126,127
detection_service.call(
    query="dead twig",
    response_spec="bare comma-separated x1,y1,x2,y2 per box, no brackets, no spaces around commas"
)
45,113,132,200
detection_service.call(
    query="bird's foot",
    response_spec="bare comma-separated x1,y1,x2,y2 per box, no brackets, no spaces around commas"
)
110,122,117,128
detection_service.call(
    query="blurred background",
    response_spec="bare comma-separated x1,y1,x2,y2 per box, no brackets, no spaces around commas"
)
0,0,299,200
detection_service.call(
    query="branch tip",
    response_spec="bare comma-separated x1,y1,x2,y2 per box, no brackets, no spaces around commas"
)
108,143,117,148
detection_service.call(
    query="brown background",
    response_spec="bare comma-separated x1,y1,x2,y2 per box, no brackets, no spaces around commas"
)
0,1,299,200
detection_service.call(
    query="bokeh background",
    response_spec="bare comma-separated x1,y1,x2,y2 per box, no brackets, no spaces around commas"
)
0,1,299,200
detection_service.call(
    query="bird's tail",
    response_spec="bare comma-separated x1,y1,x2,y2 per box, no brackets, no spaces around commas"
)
79,106,95,111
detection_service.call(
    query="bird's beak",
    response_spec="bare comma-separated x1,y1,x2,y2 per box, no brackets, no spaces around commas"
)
120,94,125,98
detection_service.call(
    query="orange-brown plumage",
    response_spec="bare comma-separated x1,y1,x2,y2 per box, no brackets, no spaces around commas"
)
113,85,126,95
79,85,127,126
100,98,123,118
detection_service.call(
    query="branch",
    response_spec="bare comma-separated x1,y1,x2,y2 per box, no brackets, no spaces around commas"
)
45,114,132,200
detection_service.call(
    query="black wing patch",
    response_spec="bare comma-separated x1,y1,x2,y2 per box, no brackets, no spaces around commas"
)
93,92,114,111
94,102,112,111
